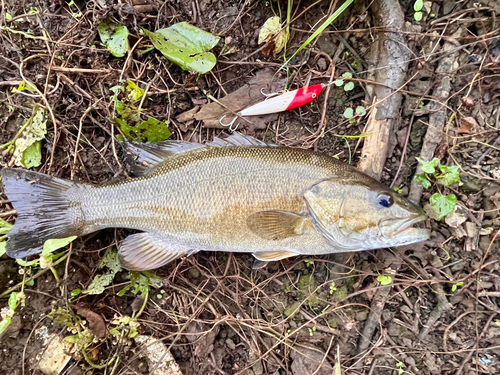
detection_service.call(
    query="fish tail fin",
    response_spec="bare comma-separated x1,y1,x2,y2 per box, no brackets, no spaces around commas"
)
1,169,88,259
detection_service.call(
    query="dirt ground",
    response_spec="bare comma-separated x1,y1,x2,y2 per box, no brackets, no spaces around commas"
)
0,0,499,374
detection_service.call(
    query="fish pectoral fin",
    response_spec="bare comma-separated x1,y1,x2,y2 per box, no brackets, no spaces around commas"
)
247,210,313,241
118,232,193,271
253,250,296,262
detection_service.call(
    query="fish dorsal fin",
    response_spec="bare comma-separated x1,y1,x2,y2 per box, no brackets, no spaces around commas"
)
122,132,275,176
121,140,206,176
206,132,276,147
247,210,313,241
118,232,194,271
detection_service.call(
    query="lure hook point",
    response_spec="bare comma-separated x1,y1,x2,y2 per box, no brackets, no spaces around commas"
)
219,115,239,132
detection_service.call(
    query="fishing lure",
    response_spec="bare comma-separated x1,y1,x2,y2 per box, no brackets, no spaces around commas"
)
220,83,328,131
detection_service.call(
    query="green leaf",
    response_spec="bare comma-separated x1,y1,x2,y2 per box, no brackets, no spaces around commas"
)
20,139,42,168
117,116,171,143
416,157,440,174
0,318,12,336
355,106,366,116
334,79,344,86
42,236,77,257
430,193,457,220
70,289,82,298
343,107,354,119
414,173,431,189
118,271,152,297
279,0,355,72
436,165,462,186
84,248,121,295
98,19,129,58
12,107,47,168
5,13,12,20
64,335,81,344
341,72,352,79
16,258,39,267
126,80,145,101
414,0,424,11
8,292,18,310
144,22,220,74
0,242,6,258
344,82,354,91
451,281,463,292
414,11,423,21
14,80,37,93
377,275,393,286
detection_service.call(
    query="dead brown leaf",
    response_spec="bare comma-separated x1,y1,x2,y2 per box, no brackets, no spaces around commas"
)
458,116,479,133
72,305,107,339
194,69,285,132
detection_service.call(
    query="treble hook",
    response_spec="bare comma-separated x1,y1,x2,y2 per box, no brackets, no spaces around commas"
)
260,88,282,100
219,115,240,132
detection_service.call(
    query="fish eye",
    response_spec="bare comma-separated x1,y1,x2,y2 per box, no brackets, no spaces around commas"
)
377,194,393,208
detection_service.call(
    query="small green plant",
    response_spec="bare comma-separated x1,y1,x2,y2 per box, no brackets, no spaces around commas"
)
396,361,406,375
414,157,462,220
66,0,82,18
343,106,366,119
414,157,462,189
451,281,463,292
377,275,393,286
334,72,355,92
308,326,317,336
413,0,424,21
304,260,314,267
111,81,171,143
109,315,139,339
393,187,403,194
329,282,337,294
0,290,25,336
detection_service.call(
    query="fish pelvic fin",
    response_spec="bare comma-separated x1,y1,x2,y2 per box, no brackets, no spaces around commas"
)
1,169,88,259
118,232,195,271
252,259,269,269
247,210,314,241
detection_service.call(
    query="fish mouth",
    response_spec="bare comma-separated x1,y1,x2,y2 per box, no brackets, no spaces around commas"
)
394,215,427,236
381,214,430,241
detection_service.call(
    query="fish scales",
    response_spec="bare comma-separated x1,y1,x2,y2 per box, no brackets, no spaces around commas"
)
78,146,343,253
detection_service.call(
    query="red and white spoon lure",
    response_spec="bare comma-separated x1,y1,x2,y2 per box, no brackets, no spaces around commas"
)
220,83,326,130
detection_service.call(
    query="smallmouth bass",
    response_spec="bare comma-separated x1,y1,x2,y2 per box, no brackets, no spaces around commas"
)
1,133,429,270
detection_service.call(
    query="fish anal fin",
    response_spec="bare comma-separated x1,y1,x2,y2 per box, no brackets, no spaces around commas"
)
118,232,193,271
247,210,313,241
253,250,296,262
